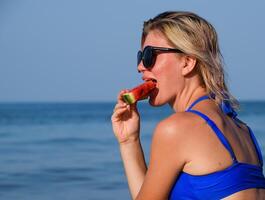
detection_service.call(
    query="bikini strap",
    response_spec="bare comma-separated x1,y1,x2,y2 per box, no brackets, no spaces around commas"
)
220,100,238,119
186,95,210,111
186,109,238,163
208,95,243,129
186,95,262,166
246,126,263,167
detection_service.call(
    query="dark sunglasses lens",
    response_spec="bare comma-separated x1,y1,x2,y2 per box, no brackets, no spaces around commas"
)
137,51,142,65
143,47,155,68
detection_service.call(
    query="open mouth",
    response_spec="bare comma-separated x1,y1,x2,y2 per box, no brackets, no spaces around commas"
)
145,78,157,83
151,79,157,83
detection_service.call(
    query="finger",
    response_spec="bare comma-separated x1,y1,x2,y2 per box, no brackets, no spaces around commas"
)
111,106,128,122
130,101,138,110
126,101,138,114
117,89,130,104
113,102,127,112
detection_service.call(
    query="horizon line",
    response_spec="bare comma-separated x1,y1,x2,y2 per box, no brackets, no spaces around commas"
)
0,99,265,104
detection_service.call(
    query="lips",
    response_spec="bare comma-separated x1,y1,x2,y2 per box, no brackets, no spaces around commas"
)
149,78,157,83
143,78,158,90
142,76,157,83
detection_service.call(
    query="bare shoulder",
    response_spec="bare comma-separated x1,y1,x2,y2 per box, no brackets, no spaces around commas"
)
138,112,201,199
153,111,200,140
152,112,201,159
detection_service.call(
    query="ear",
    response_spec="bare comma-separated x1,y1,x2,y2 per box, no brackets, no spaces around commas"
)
181,56,197,76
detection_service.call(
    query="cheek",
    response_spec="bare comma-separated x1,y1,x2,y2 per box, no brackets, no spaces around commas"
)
151,54,183,90
154,69,178,95
154,64,183,98
155,62,180,85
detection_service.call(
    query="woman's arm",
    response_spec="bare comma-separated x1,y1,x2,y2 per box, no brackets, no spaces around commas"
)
111,90,146,198
112,91,188,199
135,114,188,200
120,140,147,199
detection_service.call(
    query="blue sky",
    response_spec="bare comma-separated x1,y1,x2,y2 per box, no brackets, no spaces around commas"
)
0,0,264,102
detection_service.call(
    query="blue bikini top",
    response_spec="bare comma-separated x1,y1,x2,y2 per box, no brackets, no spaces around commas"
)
169,95,265,200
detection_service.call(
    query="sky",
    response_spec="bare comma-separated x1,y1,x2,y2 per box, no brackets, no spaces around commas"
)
0,0,264,102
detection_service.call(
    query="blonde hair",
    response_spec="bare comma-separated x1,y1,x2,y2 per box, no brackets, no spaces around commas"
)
142,11,239,109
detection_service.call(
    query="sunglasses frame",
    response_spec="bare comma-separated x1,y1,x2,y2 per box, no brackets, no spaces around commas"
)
137,46,183,69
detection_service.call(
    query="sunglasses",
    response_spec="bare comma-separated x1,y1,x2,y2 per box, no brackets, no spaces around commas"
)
137,46,183,69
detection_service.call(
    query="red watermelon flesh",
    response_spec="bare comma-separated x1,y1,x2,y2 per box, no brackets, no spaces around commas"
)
122,81,156,104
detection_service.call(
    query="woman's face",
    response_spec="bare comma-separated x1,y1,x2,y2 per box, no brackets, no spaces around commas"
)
138,31,186,106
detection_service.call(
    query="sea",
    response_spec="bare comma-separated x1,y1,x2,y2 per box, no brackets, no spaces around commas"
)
0,101,264,200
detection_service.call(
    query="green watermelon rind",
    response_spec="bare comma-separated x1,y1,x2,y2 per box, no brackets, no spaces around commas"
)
122,93,136,104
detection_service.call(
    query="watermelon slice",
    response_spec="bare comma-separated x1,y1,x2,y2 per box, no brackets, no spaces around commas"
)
122,80,156,104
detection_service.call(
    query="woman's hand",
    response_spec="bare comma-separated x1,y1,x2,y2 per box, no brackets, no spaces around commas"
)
111,90,140,144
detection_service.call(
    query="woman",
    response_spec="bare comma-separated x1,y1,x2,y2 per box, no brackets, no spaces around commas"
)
111,11,265,199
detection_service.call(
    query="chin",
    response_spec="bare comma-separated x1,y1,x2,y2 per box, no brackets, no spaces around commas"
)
148,89,161,106
148,97,167,107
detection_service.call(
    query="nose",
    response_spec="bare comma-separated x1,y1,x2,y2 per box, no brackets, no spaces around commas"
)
137,62,146,73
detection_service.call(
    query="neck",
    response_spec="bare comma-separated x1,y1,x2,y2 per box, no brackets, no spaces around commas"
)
169,84,208,112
